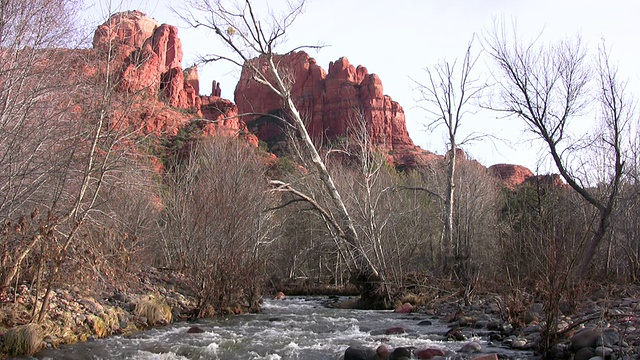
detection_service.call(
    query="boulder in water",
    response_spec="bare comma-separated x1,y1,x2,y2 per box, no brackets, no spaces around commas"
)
343,345,376,360
342,345,390,360
186,326,205,334
473,354,499,360
385,326,406,335
458,341,482,353
414,347,445,359
393,303,414,313
389,347,412,360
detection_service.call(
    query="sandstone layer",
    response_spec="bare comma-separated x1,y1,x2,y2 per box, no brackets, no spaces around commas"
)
91,11,255,143
233,52,432,168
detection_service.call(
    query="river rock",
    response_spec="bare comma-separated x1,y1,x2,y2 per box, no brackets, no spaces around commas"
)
594,346,613,357
417,320,433,326
571,327,601,350
385,326,406,335
473,354,499,360
78,298,104,314
414,348,445,359
595,328,619,347
445,328,466,341
573,346,596,360
186,326,205,334
458,341,482,353
511,338,527,349
521,324,541,335
343,345,376,360
376,345,390,358
388,347,411,360
394,303,414,313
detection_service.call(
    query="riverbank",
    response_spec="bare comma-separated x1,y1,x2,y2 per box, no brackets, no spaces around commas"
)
410,285,640,359
0,266,204,357
1,270,639,358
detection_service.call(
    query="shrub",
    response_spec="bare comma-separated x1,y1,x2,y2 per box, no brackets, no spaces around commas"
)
134,295,172,326
4,323,43,356
87,315,107,338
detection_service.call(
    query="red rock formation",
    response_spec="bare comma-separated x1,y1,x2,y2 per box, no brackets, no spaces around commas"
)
489,163,565,189
184,66,199,95
234,52,421,167
150,24,182,73
93,10,159,51
91,13,564,187
195,96,258,147
94,12,198,111
211,80,222,97
92,11,251,140
524,173,564,187
489,164,535,189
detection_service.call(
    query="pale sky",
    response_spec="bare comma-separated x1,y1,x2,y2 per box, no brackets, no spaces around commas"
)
82,0,640,173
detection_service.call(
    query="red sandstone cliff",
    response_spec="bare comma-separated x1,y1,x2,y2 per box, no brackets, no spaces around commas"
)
233,52,431,168
90,11,255,143
89,11,560,188
489,164,564,189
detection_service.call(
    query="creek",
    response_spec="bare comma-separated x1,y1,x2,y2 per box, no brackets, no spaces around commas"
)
29,297,534,359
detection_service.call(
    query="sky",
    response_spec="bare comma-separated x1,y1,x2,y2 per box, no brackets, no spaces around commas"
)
81,0,640,173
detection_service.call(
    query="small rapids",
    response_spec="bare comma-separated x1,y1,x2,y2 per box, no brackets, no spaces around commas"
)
28,297,533,359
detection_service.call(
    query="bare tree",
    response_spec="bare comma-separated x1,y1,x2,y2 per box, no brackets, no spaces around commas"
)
0,0,84,289
160,136,274,314
415,38,485,276
178,0,389,306
485,23,629,276
0,0,169,325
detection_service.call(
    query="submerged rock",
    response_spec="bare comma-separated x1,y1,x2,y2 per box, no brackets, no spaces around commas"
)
458,341,482,353
388,346,411,360
343,345,376,360
414,347,445,359
186,326,205,334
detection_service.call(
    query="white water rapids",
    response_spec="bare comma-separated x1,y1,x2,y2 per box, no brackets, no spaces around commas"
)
28,297,533,359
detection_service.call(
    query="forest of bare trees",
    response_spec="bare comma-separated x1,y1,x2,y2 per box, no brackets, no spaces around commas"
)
1,0,639,356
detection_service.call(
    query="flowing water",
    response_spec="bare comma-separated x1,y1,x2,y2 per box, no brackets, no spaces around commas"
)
29,297,534,359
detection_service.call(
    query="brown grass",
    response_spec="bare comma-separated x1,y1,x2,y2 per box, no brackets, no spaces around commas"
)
4,323,43,356
134,295,172,326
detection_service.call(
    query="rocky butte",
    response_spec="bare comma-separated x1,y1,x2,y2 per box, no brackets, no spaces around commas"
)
489,164,565,189
91,10,256,145
234,52,442,169
90,10,557,188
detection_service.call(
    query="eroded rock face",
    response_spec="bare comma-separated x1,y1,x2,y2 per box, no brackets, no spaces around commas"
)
93,10,159,51
115,20,189,108
489,164,535,189
489,163,564,188
184,66,199,95
525,173,564,187
234,52,420,168
92,11,248,139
